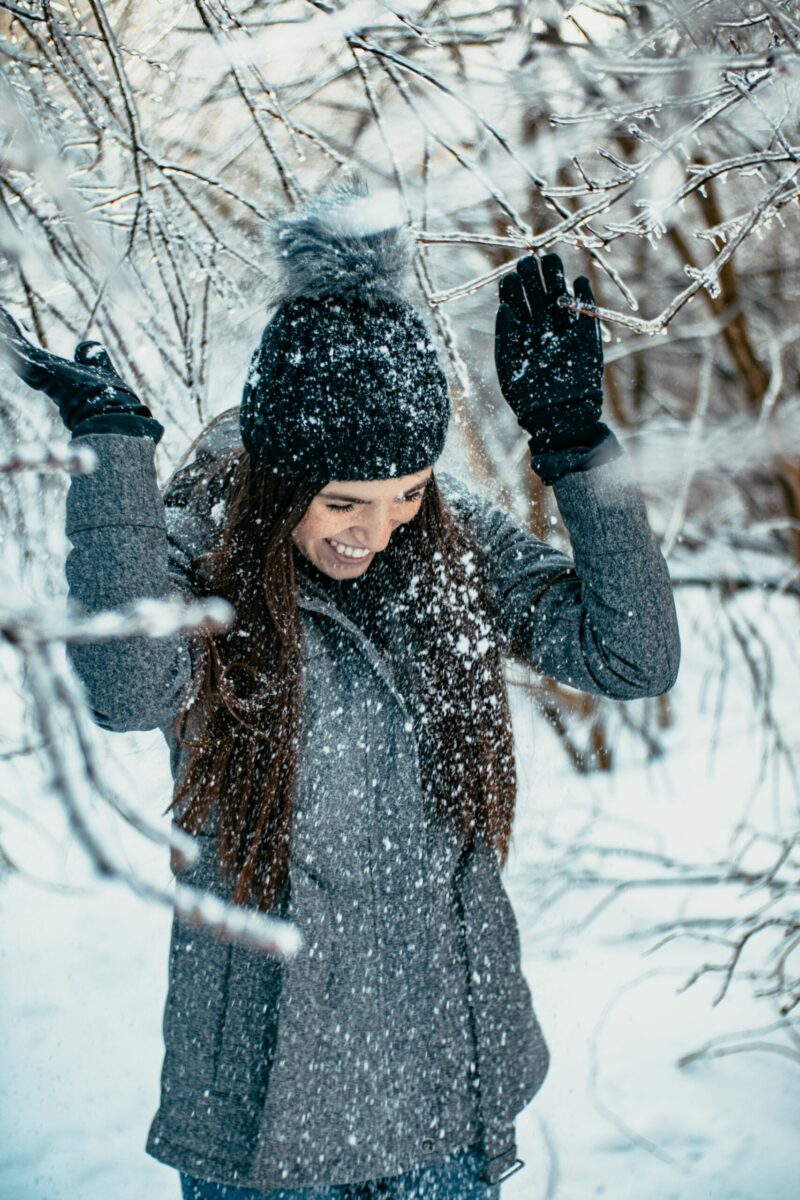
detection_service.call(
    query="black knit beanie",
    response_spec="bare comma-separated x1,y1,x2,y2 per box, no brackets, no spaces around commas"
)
240,179,450,482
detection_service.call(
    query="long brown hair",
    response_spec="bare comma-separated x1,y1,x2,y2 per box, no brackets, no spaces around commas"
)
165,421,517,912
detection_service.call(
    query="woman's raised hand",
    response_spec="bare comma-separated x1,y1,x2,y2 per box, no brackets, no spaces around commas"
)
494,253,606,458
0,307,164,442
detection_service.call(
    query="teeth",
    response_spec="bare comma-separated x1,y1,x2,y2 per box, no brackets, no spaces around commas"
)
327,538,370,560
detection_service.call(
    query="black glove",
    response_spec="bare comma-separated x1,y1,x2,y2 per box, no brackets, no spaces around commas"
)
495,253,620,483
0,307,164,442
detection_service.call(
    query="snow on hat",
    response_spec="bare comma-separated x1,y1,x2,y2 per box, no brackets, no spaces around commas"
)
239,176,450,482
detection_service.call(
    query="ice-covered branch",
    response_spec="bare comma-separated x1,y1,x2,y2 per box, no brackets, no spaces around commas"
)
174,886,303,958
0,441,97,475
3,610,300,959
1,595,235,646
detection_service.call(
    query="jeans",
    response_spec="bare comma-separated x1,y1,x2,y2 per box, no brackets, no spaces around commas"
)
179,1146,501,1199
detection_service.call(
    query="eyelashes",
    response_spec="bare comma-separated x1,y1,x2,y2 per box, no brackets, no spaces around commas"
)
325,489,427,514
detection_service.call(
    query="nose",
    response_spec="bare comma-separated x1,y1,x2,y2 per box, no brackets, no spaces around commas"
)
352,511,400,553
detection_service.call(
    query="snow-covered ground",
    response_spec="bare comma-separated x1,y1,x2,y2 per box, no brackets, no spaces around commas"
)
1,588,799,1200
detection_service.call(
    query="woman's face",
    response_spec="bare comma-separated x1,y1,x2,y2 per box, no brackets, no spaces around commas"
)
292,467,433,578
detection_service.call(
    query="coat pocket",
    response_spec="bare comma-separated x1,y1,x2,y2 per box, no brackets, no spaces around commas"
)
162,916,233,1096
163,831,239,1097
457,848,551,1116
213,942,283,1100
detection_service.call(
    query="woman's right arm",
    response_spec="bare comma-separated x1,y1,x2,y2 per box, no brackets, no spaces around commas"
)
0,308,206,733
65,431,198,733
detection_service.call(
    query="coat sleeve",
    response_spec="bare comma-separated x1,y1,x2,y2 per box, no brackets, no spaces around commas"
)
64,432,206,733
440,454,681,700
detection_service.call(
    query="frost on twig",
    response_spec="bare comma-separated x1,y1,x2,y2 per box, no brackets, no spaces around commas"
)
175,885,303,958
1,595,300,959
1,594,235,646
0,442,97,476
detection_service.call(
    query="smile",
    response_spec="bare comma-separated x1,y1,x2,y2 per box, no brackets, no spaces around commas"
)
326,538,372,561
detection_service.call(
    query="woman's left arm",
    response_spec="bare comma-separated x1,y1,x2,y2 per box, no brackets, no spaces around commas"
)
442,458,680,700
460,251,682,700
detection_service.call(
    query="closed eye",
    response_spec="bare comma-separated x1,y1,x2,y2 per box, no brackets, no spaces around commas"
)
325,487,428,513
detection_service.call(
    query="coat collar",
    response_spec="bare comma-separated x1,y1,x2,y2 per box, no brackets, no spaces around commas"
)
295,576,410,719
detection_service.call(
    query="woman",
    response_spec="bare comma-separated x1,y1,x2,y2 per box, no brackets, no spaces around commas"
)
0,183,680,1199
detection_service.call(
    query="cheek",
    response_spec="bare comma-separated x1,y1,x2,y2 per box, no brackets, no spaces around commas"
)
294,507,338,545
291,512,317,554
398,502,423,526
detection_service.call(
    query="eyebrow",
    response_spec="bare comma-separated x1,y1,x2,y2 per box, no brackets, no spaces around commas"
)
320,478,432,504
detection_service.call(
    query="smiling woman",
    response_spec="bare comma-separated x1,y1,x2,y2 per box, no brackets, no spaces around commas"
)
293,470,433,573
0,174,680,1200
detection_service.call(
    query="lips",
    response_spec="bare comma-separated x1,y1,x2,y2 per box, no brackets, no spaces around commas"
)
325,538,373,564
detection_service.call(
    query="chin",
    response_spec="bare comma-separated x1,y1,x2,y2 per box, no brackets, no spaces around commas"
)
329,559,370,576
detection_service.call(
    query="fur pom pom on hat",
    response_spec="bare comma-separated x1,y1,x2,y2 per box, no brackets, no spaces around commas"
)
240,177,450,482
270,180,413,305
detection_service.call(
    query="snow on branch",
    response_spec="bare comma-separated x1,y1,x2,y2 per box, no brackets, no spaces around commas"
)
0,441,97,476
2,620,301,960
174,885,303,958
1,595,235,647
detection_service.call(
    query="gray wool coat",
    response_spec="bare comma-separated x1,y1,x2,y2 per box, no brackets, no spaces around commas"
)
64,414,680,1191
